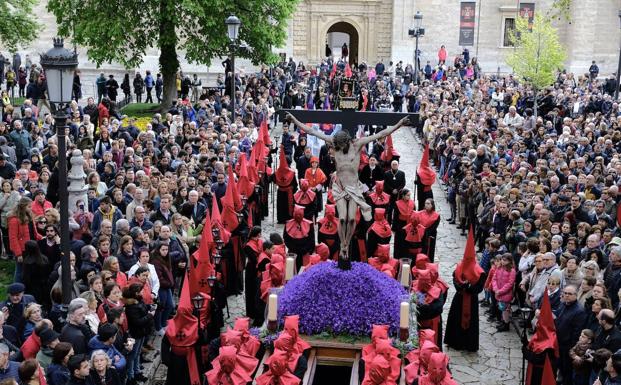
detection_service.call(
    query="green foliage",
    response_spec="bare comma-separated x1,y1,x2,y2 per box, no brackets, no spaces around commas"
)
46,0,298,69
120,103,160,118
548,0,572,21
0,0,40,51
0,260,15,299
506,13,566,93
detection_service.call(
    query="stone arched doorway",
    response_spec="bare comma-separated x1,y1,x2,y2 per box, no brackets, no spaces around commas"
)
327,22,359,65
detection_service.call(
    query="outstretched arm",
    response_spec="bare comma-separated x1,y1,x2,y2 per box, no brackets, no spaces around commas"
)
357,116,411,147
287,113,333,144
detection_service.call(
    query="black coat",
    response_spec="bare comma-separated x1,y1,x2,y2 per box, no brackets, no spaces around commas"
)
554,300,587,350
359,165,384,190
60,322,94,354
124,298,154,339
86,368,122,385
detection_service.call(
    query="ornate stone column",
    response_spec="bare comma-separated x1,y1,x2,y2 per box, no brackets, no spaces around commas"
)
67,149,89,215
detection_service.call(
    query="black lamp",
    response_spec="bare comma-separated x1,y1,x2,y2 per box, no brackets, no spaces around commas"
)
40,38,78,305
191,294,205,312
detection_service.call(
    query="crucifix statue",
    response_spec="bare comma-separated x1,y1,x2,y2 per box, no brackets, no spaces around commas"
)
287,113,411,269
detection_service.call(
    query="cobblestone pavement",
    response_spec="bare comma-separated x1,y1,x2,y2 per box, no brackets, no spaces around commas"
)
153,124,522,385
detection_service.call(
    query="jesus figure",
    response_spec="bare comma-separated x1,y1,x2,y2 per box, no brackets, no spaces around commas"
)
287,113,411,267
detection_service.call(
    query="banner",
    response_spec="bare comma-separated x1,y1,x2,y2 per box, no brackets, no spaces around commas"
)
519,3,535,30
459,2,476,46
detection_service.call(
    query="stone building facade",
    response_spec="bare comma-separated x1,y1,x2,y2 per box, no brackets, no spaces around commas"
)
285,0,621,76
7,0,621,90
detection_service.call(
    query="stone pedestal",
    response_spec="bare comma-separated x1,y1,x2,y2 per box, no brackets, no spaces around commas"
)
67,150,89,215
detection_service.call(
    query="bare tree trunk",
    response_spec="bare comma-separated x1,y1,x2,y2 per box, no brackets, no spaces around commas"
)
158,0,179,112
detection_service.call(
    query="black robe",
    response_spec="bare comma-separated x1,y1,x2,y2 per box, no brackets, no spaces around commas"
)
243,245,260,319
276,176,298,224
283,226,316,270
318,223,340,261
349,219,369,262
366,230,391,259
443,272,486,351
417,292,446,350
392,207,410,260
523,348,558,385
415,175,434,211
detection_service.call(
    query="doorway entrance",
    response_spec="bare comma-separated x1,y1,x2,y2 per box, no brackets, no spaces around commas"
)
326,22,359,65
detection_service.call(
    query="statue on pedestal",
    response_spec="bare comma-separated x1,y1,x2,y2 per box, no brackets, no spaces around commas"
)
287,113,410,269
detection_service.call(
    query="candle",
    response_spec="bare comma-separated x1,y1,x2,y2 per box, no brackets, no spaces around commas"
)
400,264,410,287
285,257,295,280
268,294,278,321
400,302,409,328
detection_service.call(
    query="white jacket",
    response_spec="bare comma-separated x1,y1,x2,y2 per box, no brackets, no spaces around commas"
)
127,262,160,297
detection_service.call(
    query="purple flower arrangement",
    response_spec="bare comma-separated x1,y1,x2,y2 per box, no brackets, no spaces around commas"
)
278,261,407,336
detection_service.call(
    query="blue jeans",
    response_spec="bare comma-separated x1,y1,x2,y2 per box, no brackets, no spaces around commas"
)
13,261,22,283
155,288,173,330
127,336,144,379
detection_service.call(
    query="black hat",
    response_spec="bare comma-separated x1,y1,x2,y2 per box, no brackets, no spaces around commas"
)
7,282,25,295
39,327,59,346
97,323,118,341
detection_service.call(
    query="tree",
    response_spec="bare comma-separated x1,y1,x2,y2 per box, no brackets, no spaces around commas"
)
47,0,299,109
0,0,40,51
506,13,566,117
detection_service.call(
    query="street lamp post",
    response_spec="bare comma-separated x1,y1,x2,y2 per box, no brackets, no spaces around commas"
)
40,38,78,305
409,12,424,84
615,10,621,100
226,15,241,122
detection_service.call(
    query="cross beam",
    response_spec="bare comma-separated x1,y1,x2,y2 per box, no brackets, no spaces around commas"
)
278,109,419,136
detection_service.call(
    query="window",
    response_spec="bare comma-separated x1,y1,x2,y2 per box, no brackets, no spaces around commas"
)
503,17,515,47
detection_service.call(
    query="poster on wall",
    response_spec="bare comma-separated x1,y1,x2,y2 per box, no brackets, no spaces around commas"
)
519,2,535,30
459,2,476,46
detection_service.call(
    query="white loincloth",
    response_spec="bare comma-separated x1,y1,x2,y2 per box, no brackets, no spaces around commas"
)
332,178,372,222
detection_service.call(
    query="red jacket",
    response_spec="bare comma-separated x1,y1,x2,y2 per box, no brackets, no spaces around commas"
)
8,216,41,256
31,200,52,218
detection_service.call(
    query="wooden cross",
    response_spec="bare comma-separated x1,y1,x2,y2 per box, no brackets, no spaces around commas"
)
278,109,419,137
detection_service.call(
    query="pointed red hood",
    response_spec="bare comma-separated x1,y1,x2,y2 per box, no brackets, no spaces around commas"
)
205,345,253,385
260,119,272,146
275,145,295,187
419,352,457,385
166,272,205,385
228,164,242,211
233,317,261,357
221,169,240,232
211,194,231,244
369,181,390,205
528,290,559,356
189,214,215,296
294,179,316,205
284,315,312,353
344,63,353,78
285,205,312,239
417,144,436,186
317,204,338,235
455,226,484,285
236,153,255,197
256,349,301,385
368,208,392,238
381,135,399,161
362,324,390,362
